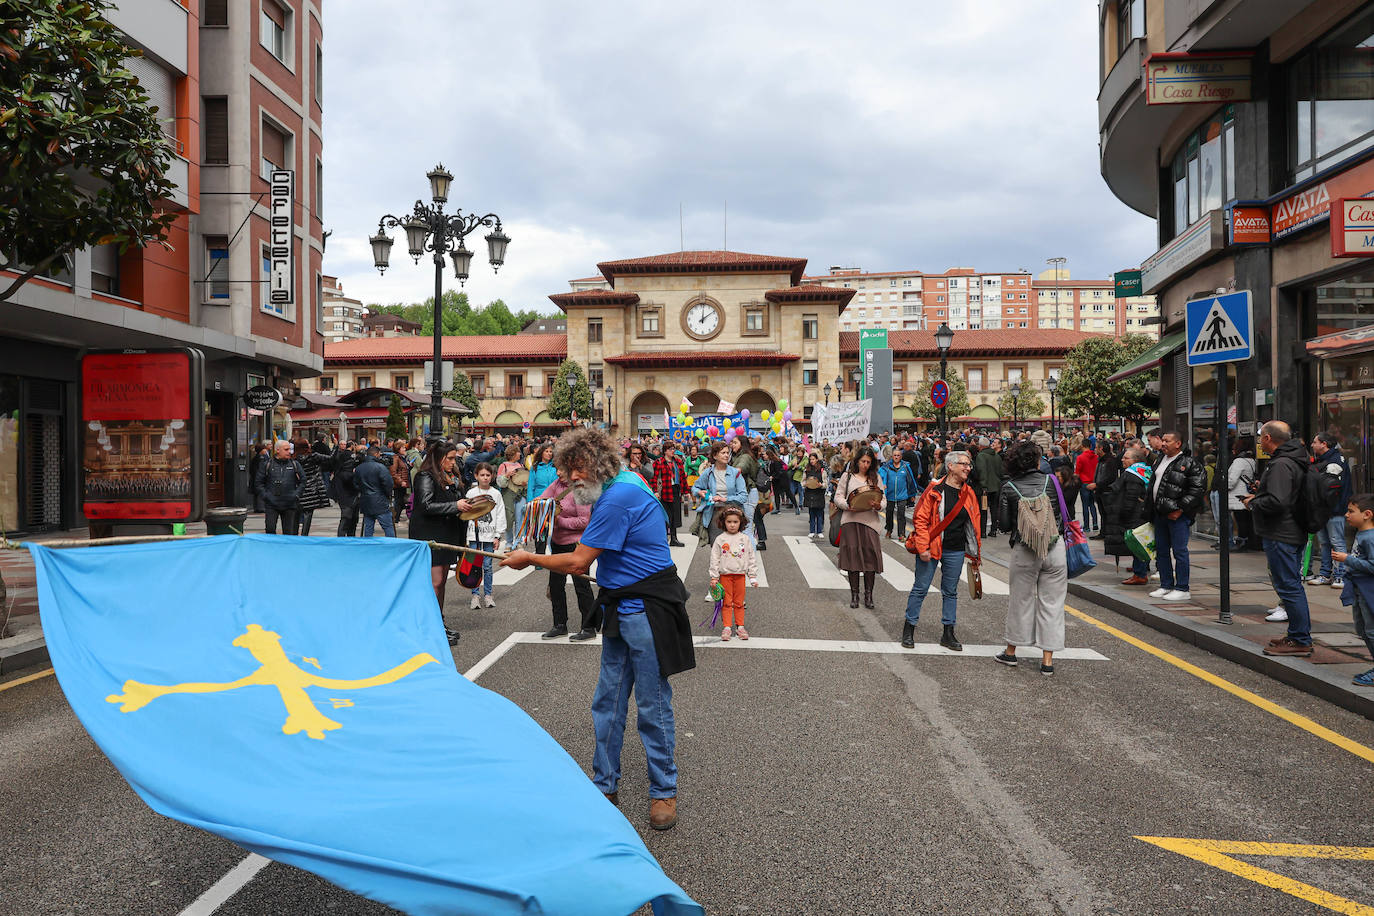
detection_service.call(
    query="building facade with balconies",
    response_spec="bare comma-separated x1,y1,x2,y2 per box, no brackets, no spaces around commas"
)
322,275,366,343
0,0,325,530
1097,0,1374,492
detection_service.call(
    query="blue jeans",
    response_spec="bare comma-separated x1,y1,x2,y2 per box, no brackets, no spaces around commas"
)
1263,538,1312,645
362,510,395,538
791,478,803,514
1317,515,1347,579
1080,487,1099,529
809,506,825,535
469,539,495,595
1131,555,1150,578
1153,514,1192,590
906,549,965,626
591,609,677,798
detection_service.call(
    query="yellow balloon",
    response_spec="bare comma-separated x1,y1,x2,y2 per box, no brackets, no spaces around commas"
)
761,409,771,421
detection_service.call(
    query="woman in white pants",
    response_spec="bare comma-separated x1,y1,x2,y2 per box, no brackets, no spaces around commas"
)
995,440,1067,675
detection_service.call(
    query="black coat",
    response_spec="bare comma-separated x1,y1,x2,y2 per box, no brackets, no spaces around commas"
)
1101,471,1149,558
802,467,827,508
408,470,467,546
353,456,394,518
255,456,303,509
297,453,331,511
332,451,360,511
1146,452,1207,518
1250,438,1309,546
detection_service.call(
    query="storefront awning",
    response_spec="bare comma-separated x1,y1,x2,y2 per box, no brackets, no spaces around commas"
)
1105,331,1185,384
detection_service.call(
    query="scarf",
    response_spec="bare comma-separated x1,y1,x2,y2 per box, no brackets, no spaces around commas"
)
601,469,669,522
1125,462,1152,484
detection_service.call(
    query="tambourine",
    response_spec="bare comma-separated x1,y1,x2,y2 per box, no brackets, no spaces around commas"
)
510,467,529,488
460,494,497,521
848,486,883,511
803,477,823,489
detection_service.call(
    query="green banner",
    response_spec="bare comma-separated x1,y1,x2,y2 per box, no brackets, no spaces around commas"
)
1114,270,1142,298
858,328,888,399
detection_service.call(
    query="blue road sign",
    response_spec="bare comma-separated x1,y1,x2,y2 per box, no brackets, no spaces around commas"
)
930,379,950,409
1186,290,1253,366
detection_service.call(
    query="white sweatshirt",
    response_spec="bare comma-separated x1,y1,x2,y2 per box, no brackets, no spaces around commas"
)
465,484,506,545
709,531,758,579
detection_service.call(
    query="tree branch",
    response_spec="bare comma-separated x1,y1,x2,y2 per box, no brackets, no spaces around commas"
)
0,252,63,303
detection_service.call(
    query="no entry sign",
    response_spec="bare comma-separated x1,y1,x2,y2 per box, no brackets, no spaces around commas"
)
930,379,950,409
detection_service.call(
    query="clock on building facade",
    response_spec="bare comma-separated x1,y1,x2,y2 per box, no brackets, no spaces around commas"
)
681,298,723,341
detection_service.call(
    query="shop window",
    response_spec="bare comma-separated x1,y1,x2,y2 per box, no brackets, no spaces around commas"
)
1289,8,1374,182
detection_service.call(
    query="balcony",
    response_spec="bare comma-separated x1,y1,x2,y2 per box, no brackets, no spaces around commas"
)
474,386,550,400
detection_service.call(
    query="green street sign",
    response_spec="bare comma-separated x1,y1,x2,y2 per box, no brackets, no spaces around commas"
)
858,329,888,398
1115,270,1143,298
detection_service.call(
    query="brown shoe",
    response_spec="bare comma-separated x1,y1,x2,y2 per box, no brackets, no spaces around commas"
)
604,791,618,807
1121,575,1148,585
1263,637,1314,657
649,796,677,830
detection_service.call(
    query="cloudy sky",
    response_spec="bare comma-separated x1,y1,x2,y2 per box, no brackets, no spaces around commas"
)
323,1,1156,315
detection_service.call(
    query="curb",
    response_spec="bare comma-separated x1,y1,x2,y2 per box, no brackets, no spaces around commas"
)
0,636,49,676
982,554,1374,723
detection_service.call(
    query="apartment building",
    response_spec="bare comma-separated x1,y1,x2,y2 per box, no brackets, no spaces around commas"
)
322,275,365,343
0,0,324,530
1097,0,1374,490
1032,272,1160,338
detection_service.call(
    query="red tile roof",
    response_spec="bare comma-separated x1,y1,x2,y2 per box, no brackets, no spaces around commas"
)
547,289,641,310
838,328,1105,358
598,250,807,285
603,350,799,369
324,334,567,365
764,284,858,306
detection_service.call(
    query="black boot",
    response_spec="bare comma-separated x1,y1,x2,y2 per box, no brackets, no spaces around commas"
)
901,622,915,649
863,572,876,609
848,572,860,609
940,624,963,651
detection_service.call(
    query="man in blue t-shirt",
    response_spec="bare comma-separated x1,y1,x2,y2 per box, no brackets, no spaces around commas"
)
502,428,690,831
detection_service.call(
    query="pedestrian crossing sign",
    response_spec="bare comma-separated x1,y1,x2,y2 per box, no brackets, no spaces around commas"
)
1185,290,1253,366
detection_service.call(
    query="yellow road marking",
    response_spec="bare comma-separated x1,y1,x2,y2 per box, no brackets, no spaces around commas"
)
0,667,55,692
1064,603,1374,765
1137,836,1374,915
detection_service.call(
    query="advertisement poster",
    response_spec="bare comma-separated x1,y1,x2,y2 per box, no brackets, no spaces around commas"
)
81,349,205,521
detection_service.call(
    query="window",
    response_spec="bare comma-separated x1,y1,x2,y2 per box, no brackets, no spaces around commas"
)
889,279,897,287
1007,367,1024,386
507,373,525,397
802,360,818,386
936,295,945,302
314,43,323,103
892,367,904,391
260,0,289,64
260,119,290,179
393,374,410,391
742,305,767,335
470,373,487,397
203,97,228,164
319,376,334,390
315,271,323,334
1118,0,1145,55
90,243,120,295
332,321,343,330
545,373,558,392
259,245,283,316
587,317,602,342
204,235,229,301
589,367,603,389
203,0,228,26
802,314,819,339
1289,9,1374,182
1169,106,1235,239
315,159,323,217
903,279,912,287
356,375,372,389
638,307,661,337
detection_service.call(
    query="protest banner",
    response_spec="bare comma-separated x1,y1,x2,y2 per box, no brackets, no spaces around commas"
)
810,399,872,441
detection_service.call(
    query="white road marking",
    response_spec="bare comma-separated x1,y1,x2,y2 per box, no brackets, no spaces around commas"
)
669,533,698,581
877,542,1011,597
492,564,534,586
783,536,850,589
184,629,521,914
502,630,1107,660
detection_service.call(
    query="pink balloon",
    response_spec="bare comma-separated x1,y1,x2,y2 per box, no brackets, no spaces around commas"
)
723,429,736,441
740,409,750,419
783,409,793,422
707,425,719,437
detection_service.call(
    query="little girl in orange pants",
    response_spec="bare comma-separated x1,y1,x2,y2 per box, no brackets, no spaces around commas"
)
708,506,759,641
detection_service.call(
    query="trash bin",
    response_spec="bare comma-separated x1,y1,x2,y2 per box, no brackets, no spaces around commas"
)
204,507,250,536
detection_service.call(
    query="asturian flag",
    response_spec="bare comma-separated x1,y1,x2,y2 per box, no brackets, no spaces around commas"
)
31,535,702,916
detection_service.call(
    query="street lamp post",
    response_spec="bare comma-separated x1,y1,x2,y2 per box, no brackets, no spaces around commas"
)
370,164,509,435
605,386,614,430
1010,381,1021,432
1047,374,1058,440
1047,256,1066,329
832,376,843,403
850,368,862,404
934,322,954,445
823,382,833,407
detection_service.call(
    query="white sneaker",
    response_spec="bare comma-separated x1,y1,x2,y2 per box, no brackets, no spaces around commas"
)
483,594,495,608
1265,606,1288,622
1162,589,1192,601
1331,577,1345,590
1306,575,1331,587
470,595,481,610
1148,587,1170,598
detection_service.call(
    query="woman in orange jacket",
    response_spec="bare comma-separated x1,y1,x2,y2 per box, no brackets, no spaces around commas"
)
903,449,982,651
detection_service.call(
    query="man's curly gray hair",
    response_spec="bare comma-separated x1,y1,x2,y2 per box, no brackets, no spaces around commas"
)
552,427,622,484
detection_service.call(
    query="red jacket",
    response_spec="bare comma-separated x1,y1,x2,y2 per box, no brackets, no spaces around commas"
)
1075,450,1098,486
910,477,982,561
650,455,686,501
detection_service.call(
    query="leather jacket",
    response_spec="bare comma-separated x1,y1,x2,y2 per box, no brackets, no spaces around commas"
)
1145,451,1206,518
408,469,465,544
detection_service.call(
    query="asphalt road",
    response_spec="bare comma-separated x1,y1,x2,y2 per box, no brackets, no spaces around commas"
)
5,508,1374,915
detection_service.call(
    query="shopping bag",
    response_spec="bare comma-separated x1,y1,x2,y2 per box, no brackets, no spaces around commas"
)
1124,523,1156,563
1050,475,1096,579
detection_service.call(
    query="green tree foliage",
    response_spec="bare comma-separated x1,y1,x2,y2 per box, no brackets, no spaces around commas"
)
1,0,179,301
385,393,406,440
1057,334,1157,428
446,372,480,424
997,386,1047,421
372,292,549,336
911,370,971,420
545,360,592,422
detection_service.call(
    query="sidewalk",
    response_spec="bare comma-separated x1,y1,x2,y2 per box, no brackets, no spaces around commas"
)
981,533,1374,721
0,506,363,673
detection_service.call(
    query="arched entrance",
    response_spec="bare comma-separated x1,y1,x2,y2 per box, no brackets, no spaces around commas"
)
685,389,720,416
736,390,775,430
629,391,671,433
969,404,1000,420
492,409,523,433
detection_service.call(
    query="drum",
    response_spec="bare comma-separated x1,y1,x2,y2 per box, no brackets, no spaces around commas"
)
848,485,883,511
510,467,530,488
460,494,497,521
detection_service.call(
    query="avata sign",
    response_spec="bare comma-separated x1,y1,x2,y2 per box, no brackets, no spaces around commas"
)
1146,54,1251,105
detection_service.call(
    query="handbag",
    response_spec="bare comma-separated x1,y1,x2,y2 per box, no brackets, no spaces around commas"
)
1124,522,1156,562
828,472,848,547
1049,474,1096,579
965,562,983,600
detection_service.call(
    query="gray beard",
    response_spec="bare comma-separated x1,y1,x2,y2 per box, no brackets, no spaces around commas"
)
571,481,603,506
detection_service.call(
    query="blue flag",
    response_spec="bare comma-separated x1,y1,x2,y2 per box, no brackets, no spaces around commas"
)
31,535,702,916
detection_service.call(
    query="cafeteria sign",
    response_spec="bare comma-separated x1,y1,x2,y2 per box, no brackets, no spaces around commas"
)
1146,53,1251,105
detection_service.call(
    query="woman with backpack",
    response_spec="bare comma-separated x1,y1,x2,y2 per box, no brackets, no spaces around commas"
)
996,440,1068,676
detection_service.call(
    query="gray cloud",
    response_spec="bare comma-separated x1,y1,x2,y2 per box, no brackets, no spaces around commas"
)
324,0,1155,312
